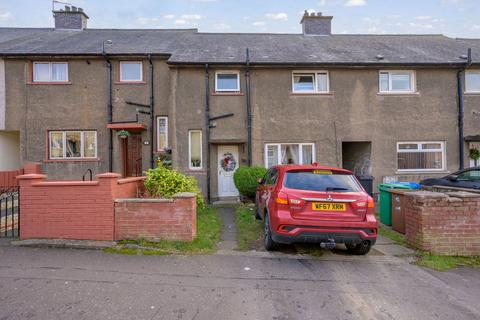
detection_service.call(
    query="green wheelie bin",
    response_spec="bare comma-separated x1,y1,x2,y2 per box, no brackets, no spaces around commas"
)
377,183,412,226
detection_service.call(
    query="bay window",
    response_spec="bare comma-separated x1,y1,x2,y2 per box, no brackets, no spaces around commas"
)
265,143,315,167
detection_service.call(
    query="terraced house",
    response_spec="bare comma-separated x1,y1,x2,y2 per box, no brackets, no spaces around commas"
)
0,6,479,201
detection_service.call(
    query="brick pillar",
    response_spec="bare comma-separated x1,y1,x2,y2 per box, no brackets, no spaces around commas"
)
16,174,48,239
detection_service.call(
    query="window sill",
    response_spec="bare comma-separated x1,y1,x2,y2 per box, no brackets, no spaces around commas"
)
211,92,244,96
44,158,101,163
114,81,147,85
290,92,332,96
395,170,449,175
27,82,72,85
377,91,420,96
464,92,480,96
185,168,206,173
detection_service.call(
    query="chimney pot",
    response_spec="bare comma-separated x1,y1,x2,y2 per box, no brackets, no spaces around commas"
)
71,6,77,12
65,5,70,11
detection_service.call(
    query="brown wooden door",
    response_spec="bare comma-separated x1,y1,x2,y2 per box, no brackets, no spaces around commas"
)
121,134,142,177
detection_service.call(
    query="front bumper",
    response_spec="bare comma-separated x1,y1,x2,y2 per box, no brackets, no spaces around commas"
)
271,227,377,245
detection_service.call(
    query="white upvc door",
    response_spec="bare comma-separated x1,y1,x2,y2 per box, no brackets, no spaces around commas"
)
217,145,240,197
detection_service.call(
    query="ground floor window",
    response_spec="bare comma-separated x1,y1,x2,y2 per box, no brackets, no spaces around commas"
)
397,141,445,172
265,143,315,167
157,116,168,151
49,131,97,160
189,130,202,169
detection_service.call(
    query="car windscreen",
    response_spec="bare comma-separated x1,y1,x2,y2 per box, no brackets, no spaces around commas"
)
283,171,363,192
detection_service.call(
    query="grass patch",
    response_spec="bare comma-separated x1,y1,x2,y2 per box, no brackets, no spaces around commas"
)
416,253,480,271
378,224,407,246
105,206,222,255
235,205,263,251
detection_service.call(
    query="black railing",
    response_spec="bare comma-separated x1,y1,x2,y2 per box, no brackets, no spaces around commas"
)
0,187,19,238
82,168,93,181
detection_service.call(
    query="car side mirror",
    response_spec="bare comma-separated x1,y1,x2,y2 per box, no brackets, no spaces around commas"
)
447,175,458,181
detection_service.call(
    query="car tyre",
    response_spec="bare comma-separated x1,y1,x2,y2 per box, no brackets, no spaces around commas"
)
264,212,278,251
254,203,262,220
346,241,371,255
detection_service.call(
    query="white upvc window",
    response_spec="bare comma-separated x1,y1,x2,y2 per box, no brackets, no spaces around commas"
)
465,71,480,93
33,62,68,82
189,130,202,169
157,116,168,151
379,70,415,93
292,71,329,93
215,71,240,92
265,143,315,168
397,141,445,172
120,61,143,82
49,131,97,160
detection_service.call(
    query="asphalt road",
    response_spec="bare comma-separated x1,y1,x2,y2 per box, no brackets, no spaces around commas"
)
0,243,479,320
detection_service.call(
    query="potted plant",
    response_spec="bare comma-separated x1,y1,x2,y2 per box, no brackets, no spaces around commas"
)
117,130,130,139
470,148,480,166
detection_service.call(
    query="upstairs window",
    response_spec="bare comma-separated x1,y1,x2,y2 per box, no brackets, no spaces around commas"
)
465,71,480,93
33,62,68,82
292,72,329,93
49,131,97,160
379,71,415,93
120,61,143,82
215,71,240,92
397,141,445,172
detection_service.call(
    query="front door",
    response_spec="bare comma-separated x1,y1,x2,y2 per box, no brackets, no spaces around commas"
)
218,145,239,197
121,133,142,177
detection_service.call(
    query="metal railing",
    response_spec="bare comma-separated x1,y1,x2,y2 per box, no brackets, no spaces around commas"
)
0,187,19,238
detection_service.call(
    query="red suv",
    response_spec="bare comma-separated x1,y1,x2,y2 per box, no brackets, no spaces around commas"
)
255,164,377,255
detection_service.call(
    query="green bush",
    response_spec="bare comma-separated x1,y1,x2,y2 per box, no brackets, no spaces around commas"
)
233,166,268,199
144,164,205,209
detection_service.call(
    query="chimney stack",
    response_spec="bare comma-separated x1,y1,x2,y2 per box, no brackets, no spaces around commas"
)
53,5,89,30
300,11,333,36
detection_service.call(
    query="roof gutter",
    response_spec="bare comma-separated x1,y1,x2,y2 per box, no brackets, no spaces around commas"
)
166,61,478,67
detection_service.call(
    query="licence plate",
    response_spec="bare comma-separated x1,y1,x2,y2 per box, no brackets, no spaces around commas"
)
312,202,346,211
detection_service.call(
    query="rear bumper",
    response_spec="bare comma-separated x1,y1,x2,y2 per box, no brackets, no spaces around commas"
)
271,227,377,245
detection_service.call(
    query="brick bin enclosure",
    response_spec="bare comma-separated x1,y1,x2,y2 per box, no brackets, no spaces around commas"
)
404,190,480,256
17,173,197,242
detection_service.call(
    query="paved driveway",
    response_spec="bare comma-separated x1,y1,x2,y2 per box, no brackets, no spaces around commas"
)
0,240,479,320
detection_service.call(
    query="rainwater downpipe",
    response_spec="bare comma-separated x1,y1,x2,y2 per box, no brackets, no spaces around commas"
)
205,64,211,203
245,48,252,166
104,55,113,172
148,54,155,169
457,48,472,170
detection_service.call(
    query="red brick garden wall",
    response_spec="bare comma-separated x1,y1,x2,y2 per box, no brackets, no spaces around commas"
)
18,173,144,241
17,173,196,242
114,193,197,241
405,190,480,256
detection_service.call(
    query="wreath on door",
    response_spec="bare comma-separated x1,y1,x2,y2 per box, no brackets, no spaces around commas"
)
220,152,237,172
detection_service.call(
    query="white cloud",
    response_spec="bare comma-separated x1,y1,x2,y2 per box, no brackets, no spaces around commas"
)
409,22,434,29
180,14,203,20
345,0,367,6
0,11,14,22
252,21,266,27
163,14,175,19
136,17,160,25
174,19,186,25
415,16,432,20
265,13,288,21
213,23,231,30
470,24,480,31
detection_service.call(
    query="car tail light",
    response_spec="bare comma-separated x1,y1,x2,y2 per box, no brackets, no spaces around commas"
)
367,196,375,208
275,191,289,205
288,195,306,208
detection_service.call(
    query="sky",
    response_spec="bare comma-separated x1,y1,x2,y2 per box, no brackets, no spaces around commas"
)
0,0,479,38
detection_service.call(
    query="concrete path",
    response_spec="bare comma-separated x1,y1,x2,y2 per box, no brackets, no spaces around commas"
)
0,244,479,320
217,206,237,251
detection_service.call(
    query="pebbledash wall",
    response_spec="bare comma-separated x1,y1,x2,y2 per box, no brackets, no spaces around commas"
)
404,190,480,256
17,173,196,242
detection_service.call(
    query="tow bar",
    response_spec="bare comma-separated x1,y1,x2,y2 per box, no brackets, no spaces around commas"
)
320,239,336,249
